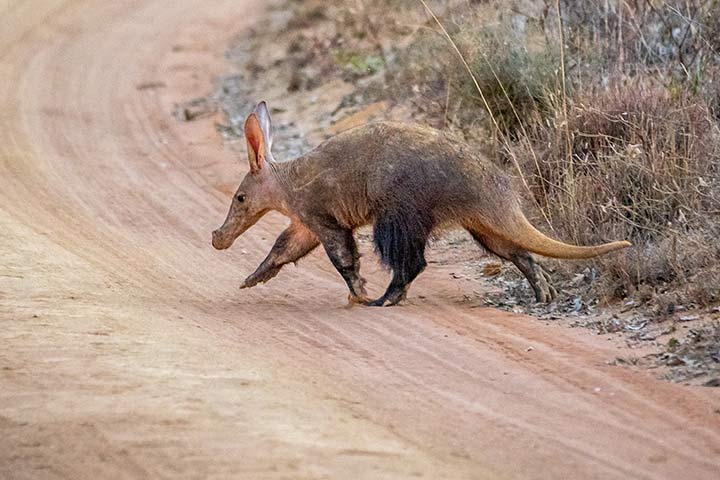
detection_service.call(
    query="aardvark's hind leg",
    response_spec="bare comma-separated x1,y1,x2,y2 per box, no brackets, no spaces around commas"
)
241,222,320,289
369,210,432,306
466,227,557,303
508,250,557,303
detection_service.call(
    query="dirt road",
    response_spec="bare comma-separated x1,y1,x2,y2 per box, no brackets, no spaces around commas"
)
1,1,719,478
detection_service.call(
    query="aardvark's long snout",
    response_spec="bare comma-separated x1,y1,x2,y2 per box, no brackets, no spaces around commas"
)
211,228,232,250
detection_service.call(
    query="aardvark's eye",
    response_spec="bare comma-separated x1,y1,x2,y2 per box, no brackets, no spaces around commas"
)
236,194,246,203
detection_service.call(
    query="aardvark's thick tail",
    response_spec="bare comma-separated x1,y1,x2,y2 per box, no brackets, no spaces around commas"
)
499,209,631,259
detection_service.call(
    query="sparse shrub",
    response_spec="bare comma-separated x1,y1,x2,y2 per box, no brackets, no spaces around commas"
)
457,26,560,136
388,6,560,136
515,81,720,301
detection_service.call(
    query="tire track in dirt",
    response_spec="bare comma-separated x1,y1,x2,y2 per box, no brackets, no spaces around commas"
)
1,1,719,479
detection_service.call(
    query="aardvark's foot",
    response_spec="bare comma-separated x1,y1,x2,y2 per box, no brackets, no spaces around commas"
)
240,266,281,289
532,266,558,303
364,289,407,307
346,293,371,307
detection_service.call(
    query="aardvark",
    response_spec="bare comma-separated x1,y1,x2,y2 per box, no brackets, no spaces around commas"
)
212,102,631,306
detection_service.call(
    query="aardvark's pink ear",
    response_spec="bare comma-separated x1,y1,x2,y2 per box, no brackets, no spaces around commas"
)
244,113,266,173
253,101,273,151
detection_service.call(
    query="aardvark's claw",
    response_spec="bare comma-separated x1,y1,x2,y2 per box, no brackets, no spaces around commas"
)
240,275,259,289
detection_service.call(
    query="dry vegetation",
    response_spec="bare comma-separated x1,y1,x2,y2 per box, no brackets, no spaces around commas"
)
278,0,720,314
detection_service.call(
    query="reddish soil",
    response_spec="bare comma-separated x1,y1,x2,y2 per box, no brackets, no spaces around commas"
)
1,1,719,479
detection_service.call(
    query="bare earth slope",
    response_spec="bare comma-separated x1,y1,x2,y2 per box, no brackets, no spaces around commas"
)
1,1,719,479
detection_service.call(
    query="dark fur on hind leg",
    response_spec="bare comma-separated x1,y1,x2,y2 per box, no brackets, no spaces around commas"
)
370,210,432,306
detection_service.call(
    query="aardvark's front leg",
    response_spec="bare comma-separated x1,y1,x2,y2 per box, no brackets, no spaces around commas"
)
241,222,320,289
311,222,369,305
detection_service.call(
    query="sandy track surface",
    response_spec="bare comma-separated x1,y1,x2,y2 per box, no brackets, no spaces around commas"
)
1,1,719,479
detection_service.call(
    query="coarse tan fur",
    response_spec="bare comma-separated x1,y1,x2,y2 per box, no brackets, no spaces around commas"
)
212,102,631,306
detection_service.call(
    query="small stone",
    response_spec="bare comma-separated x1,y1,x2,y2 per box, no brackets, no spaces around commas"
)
702,378,720,387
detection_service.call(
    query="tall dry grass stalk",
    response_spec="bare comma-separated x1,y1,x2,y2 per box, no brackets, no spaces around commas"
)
555,0,575,237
